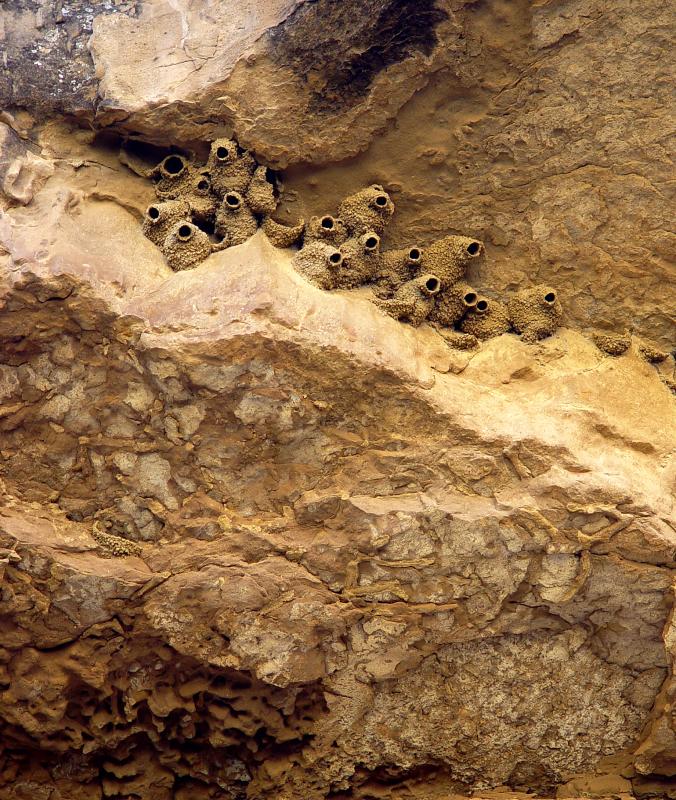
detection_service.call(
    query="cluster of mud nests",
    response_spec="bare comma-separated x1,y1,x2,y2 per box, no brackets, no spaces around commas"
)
137,137,674,365
139,139,281,270
137,137,561,348
291,184,563,348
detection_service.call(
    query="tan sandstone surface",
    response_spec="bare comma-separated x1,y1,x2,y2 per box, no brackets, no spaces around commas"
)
3,0,673,346
0,1,675,798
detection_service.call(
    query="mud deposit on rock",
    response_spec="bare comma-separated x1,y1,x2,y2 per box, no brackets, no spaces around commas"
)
0,2,675,799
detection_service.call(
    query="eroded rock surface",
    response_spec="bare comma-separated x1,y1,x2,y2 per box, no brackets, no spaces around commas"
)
0,2,675,798
2,0,673,344
0,129,675,797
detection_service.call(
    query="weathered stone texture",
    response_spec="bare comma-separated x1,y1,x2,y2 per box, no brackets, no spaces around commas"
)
1,0,673,343
0,0,674,798
0,146,674,793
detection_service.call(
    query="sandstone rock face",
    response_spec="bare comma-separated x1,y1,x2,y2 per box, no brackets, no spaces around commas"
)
2,0,673,346
0,2,675,799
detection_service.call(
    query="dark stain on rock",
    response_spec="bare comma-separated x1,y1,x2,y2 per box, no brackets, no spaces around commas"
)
0,0,139,117
268,0,449,113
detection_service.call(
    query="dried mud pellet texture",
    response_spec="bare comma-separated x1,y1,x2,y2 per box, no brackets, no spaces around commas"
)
637,341,669,363
507,285,563,343
263,217,305,248
428,281,478,327
337,184,395,236
185,170,219,225
459,297,511,340
419,235,483,287
91,523,143,557
215,192,258,245
245,166,277,215
142,199,191,247
162,222,214,271
139,137,274,268
206,138,256,196
304,214,349,246
374,245,424,295
2,3,675,794
374,273,441,326
152,154,195,199
292,241,344,289
591,331,632,356
335,232,383,288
